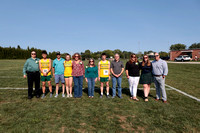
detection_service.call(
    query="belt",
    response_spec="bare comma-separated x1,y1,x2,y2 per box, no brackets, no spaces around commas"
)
154,75,162,77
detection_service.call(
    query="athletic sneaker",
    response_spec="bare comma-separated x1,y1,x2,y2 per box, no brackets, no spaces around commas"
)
70,94,73,98
67,94,70,98
106,95,110,98
41,94,45,99
54,94,58,98
62,94,65,98
100,95,103,98
112,96,115,98
49,93,53,98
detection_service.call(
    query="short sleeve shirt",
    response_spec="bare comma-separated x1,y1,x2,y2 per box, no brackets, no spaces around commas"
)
53,58,65,75
110,60,124,77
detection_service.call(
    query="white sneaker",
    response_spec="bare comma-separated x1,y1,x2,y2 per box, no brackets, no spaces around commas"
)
70,94,73,97
62,94,65,98
67,94,70,98
54,94,58,98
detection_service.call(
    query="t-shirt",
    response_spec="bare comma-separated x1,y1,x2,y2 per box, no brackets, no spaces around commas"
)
53,58,65,75
125,61,140,77
110,60,124,77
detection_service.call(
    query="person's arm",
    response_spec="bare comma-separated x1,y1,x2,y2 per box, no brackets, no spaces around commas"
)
98,62,100,81
85,67,88,82
95,66,98,82
82,61,85,77
125,62,129,79
108,61,111,80
47,59,52,76
52,60,55,77
118,62,124,77
39,60,44,76
23,60,28,78
162,61,168,78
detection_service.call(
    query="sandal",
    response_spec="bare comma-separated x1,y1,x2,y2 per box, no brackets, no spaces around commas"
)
133,98,139,101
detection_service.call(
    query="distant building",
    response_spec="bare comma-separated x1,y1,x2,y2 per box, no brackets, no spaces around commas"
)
170,49,200,61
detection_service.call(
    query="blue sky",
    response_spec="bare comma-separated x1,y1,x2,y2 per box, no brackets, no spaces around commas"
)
0,0,200,54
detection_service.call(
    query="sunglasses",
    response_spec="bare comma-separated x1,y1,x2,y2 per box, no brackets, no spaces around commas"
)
31,53,36,55
144,57,148,59
90,61,94,62
155,55,159,57
75,56,79,57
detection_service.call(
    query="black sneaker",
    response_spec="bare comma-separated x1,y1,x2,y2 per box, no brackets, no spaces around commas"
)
28,96,32,99
106,95,110,98
100,95,103,98
36,95,40,98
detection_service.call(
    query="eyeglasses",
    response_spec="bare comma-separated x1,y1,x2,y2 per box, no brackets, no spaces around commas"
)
31,53,36,55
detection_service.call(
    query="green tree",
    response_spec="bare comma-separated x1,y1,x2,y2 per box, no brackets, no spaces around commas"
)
189,43,200,49
159,51,169,57
170,44,186,51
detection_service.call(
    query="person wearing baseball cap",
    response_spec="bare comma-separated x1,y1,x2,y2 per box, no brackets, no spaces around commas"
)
52,51,65,98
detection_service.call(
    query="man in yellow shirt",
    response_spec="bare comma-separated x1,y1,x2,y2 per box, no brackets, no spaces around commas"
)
98,53,111,98
39,50,52,98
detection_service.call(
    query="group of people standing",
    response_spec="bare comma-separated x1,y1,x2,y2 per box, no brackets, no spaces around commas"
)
23,51,168,103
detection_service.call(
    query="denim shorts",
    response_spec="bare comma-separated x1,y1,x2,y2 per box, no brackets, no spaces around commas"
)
55,74,65,84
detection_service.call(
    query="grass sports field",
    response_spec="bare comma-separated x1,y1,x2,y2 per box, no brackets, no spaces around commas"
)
0,59,200,132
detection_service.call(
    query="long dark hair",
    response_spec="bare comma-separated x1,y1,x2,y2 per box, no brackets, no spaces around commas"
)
142,55,151,66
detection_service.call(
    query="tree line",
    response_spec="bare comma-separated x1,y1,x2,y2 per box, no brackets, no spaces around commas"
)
1,42,199,60
170,43,200,51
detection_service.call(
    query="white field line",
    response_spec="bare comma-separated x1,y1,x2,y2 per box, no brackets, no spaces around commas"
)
165,84,200,102
0,87,172,90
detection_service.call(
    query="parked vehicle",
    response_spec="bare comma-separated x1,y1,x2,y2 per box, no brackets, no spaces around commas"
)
174,55,191,62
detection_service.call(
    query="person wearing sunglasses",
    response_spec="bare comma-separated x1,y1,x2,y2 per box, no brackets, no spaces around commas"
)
23,51,40,99
152,53,168,103
110,53,124,99
139,55,154,102
39,50,52,99
125,54,140,101
85,58,98,98
64,54,73,98
52,51,65,98
72,53,85,98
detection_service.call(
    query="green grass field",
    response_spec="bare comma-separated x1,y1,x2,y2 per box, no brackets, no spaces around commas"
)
0,60,200,132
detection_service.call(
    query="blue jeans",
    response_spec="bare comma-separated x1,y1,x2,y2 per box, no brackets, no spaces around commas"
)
73,76,83,98
112,77,122,97
87,78,95,96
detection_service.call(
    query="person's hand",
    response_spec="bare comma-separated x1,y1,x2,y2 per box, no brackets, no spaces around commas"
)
23,75,27,78
95,78,97,82
126,75,129,79
162,75,165,79
98,77,100,81
53,73,55,78
109,76,111,80
43,72,47,76
85,78,88,83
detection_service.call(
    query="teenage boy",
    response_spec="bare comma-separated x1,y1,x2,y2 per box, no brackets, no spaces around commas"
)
98,53,111,98
39,50,52,98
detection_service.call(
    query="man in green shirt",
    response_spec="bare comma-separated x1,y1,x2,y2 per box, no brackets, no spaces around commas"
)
23,51,40,99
